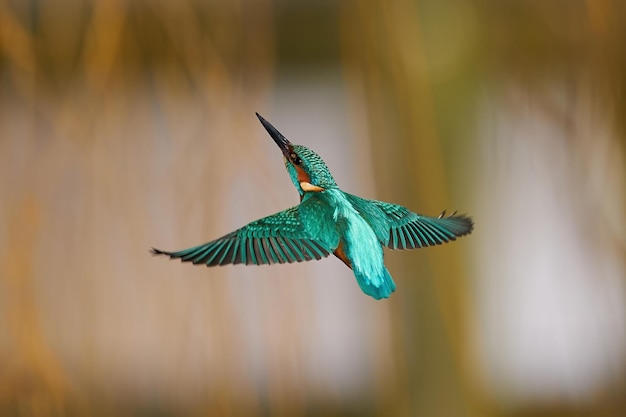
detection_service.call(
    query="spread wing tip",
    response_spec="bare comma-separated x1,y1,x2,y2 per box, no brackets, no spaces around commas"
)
443,212,474,237
151,247,201,264
150,247,172,257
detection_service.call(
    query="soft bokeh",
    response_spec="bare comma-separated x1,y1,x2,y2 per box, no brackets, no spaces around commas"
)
1,1,625,416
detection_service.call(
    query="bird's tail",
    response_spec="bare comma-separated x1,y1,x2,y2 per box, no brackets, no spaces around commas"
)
354,266,396,300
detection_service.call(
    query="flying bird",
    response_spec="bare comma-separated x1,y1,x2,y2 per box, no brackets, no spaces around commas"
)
152,113,473,299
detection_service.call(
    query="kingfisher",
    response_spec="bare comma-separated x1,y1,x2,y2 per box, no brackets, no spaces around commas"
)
151,113,473,300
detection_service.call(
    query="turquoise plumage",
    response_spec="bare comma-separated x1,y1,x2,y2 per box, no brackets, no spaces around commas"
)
152,113,473,299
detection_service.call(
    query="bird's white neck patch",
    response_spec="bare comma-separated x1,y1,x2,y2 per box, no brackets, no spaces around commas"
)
300,182,325,192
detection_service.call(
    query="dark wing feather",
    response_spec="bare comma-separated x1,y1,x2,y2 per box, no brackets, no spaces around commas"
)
343,193,473,249
151,206,332,266
371,201,473,250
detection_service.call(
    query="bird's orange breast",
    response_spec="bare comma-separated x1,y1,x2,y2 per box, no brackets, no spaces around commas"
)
294,164,311,183
333,241,352,269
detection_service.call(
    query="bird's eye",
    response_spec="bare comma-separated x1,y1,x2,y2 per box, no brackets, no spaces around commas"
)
291,153,302,165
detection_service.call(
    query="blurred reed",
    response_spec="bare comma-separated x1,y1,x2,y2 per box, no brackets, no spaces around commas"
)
1,0,276,415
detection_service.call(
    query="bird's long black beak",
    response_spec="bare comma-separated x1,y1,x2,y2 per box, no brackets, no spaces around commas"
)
256,113,292,157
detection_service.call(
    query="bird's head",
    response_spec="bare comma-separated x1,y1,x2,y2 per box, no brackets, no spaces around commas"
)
256,113,337,196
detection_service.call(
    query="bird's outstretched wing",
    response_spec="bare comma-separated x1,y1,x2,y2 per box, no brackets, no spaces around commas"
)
345,194,473,250
151,206,333,266
375,202,473,249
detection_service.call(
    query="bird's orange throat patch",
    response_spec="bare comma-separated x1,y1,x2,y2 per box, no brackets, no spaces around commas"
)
294,164,310,183
293,163,325,192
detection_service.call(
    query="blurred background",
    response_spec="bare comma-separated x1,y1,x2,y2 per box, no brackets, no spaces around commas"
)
1,0,625,416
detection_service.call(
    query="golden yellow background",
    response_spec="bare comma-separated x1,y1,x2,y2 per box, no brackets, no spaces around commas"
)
1,1,625,416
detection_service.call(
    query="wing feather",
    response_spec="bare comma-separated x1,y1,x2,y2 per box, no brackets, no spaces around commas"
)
268,236,287,264
390,208,472,249
343,193,473,250
152,205,333,266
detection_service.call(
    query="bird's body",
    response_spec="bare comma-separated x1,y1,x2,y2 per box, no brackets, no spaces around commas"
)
152,114,473,299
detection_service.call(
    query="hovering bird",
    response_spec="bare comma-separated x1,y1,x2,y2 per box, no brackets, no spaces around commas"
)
152,113,473,299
